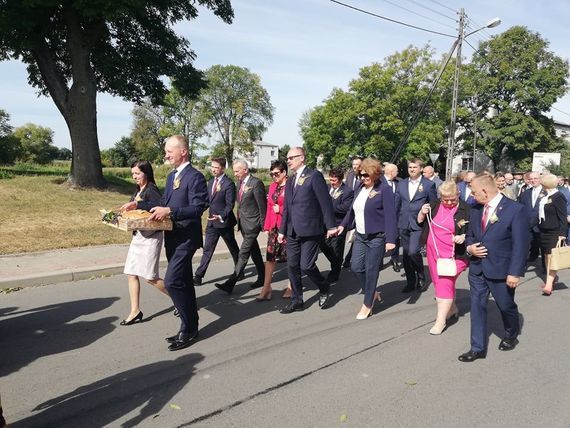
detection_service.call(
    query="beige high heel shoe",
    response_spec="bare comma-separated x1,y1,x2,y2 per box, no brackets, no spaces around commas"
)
356,292,382,320
429,321,446,335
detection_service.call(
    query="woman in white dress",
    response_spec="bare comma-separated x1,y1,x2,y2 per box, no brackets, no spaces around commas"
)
119,160,168,325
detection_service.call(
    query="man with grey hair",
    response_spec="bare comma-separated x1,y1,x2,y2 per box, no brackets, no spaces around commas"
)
384,163,401,272
215,159,267,294
422,165,443,188
519,171,546,267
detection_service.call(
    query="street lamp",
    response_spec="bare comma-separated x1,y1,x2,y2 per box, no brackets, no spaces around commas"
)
445,11,501,178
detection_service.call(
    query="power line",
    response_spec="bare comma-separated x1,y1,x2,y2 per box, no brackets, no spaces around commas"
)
552,106,570,117
426,0,458,14
402,0,457,21
329,0,456,38
379,0,454,29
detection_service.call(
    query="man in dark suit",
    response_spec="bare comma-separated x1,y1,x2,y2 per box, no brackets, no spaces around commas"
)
458,171,477,206
383,163,401,271
278,147,337,312
459,174,530,362
395,158,438,293
215,159,266,294
319,167,354,282
422,165,443,189
518,171,547,267
342,155,363,269
193,157,240,285
126,135,208,351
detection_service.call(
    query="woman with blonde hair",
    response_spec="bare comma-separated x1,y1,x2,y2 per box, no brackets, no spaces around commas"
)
538,174,568,295
418,180,470,334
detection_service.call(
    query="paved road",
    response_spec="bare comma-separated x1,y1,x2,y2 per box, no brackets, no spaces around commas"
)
2,255,569,427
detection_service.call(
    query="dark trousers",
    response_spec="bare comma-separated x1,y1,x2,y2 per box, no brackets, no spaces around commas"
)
529,229,545,267
195,226,239,278
352,232,386,307
468,271,520,353
399,227,424,286
287,234,329,301
229,229,264,284
319,231,347,276
343,242,353,267
164,237,198,334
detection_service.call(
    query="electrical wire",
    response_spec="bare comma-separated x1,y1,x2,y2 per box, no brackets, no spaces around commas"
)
402,0,457,21
329,0,456,38
379,0,454,28
426,0,458,14
551,106,570,117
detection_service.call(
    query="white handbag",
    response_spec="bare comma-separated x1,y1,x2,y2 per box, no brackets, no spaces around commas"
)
427,209,457,277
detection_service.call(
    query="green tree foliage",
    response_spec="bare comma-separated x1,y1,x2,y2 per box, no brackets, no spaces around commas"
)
0,0,233,187
13,123,58,164
463,26,569,171
200,65,275,164
278,144,291,161
300,46,452,169
130,102,167,164
100,137,136,167
0,109,20,164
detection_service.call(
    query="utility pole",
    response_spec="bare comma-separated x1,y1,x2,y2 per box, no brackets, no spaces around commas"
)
445,8,465,179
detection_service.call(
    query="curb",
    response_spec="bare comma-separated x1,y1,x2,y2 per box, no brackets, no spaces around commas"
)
0,246,263,289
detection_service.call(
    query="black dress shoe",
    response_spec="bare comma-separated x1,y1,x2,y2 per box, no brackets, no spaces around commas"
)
120,311,143,326
391,260,401,272
249,280,264,289
498,337,519,351
326,272,340,283
193,276,202,286
237,272,245,281
416,276,428,292
173,308,180,317
280,300,304,314
458,350,486,362
318,292,331,309
166,330,198,343
401,284,415,293
215,281,234,295
168,331,199,351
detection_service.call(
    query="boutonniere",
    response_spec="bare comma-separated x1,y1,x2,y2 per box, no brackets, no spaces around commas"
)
545,197,552,204
538,191,547,199
368,189,379,199
457,219,469,228
216,182,222,193
134,194,143,202
243,185,252,193
332,190,343,199
297,176,307,186
173,177,180,190
489,212,499,224
418,184,424,193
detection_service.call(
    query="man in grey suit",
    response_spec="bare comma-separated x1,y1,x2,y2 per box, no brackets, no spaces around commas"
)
215,160,267,294
423,165,443,189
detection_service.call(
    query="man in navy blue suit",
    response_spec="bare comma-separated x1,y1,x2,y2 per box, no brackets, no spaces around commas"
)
458,174,530,362
127,135,208,351
518,171,547,267
383,163,401,271
458,171,477,206
193,157,240,285
278,147,337,312
395,158,438,293
319,167,354,282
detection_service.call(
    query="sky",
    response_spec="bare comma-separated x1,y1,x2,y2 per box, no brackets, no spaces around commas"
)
0,0,569,151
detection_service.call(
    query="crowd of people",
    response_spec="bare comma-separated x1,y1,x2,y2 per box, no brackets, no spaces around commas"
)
118,135,568,363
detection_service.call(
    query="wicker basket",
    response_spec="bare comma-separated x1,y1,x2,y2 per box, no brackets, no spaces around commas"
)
100,209,173,231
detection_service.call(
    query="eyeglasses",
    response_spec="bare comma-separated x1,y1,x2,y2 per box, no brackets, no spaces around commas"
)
360,173,370,178
270,171,282,177
287,154,303,161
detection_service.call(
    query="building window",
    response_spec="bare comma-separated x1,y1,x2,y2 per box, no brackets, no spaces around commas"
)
462,157,473,171
271,150,275,156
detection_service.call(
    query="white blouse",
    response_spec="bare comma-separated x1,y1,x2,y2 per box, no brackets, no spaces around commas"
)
353,186,372,233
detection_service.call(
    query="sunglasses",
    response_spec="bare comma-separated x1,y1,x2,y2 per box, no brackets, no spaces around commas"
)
360,173,370,178
270,171,283,177
287,154,303,161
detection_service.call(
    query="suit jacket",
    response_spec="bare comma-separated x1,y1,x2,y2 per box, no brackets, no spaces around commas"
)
395,176,438,231
431,176,443,188
538,191,568,236
518,186,547,229
206,175,237,229
345,170,361,191
466,197,530,279
280,167,336,237
419,199,471,258
138,165,208,250
458,181,476,206
130,182,161,204
341,180,397,243
557,186,570,215
237,175,266,234
330,183,354,226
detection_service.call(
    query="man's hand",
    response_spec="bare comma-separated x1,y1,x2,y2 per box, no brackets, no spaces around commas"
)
272,204,280,214
386,242,396,251
453,234,466,244
277,233,285,244
468,242,487,258
149,206,171,221
336,225,345,236
120,201,137,212
208,214,222,222
506,275,520,288
326,228,338,239
420,203,430,214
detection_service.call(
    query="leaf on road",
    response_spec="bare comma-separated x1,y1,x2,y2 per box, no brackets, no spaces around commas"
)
340,414,348,422
405,380,417,386
170,404,181,410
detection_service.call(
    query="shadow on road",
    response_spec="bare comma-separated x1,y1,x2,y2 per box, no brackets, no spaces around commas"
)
0,298,119,377
12,353,204,428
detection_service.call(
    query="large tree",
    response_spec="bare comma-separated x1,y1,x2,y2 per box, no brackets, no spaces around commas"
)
0,0,233,187
300,46,453,169
0,109,20,164
130,101,167,164
13,123,58,164
461,26,569,171
200,64,274,164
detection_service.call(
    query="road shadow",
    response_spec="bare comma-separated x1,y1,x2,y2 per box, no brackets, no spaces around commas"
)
11,353,204,428
0,298,119,377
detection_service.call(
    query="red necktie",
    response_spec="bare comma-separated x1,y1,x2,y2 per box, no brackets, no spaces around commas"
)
212,177,218,196
238,180,245,201
481,204,490,231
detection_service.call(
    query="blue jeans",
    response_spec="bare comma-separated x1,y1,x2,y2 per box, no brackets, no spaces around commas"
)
351,232,386,307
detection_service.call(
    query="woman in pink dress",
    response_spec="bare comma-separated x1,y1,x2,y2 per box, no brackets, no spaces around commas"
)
417,180,471,335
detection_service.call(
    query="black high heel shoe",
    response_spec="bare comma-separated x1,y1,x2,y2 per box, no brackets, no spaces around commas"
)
120,311,143,326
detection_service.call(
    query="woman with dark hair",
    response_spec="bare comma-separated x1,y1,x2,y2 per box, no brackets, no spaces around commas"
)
256,159,291,301
337,158,397,319
119,160,168,325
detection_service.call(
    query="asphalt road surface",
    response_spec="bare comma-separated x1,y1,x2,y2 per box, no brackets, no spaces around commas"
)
2,255,570,427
